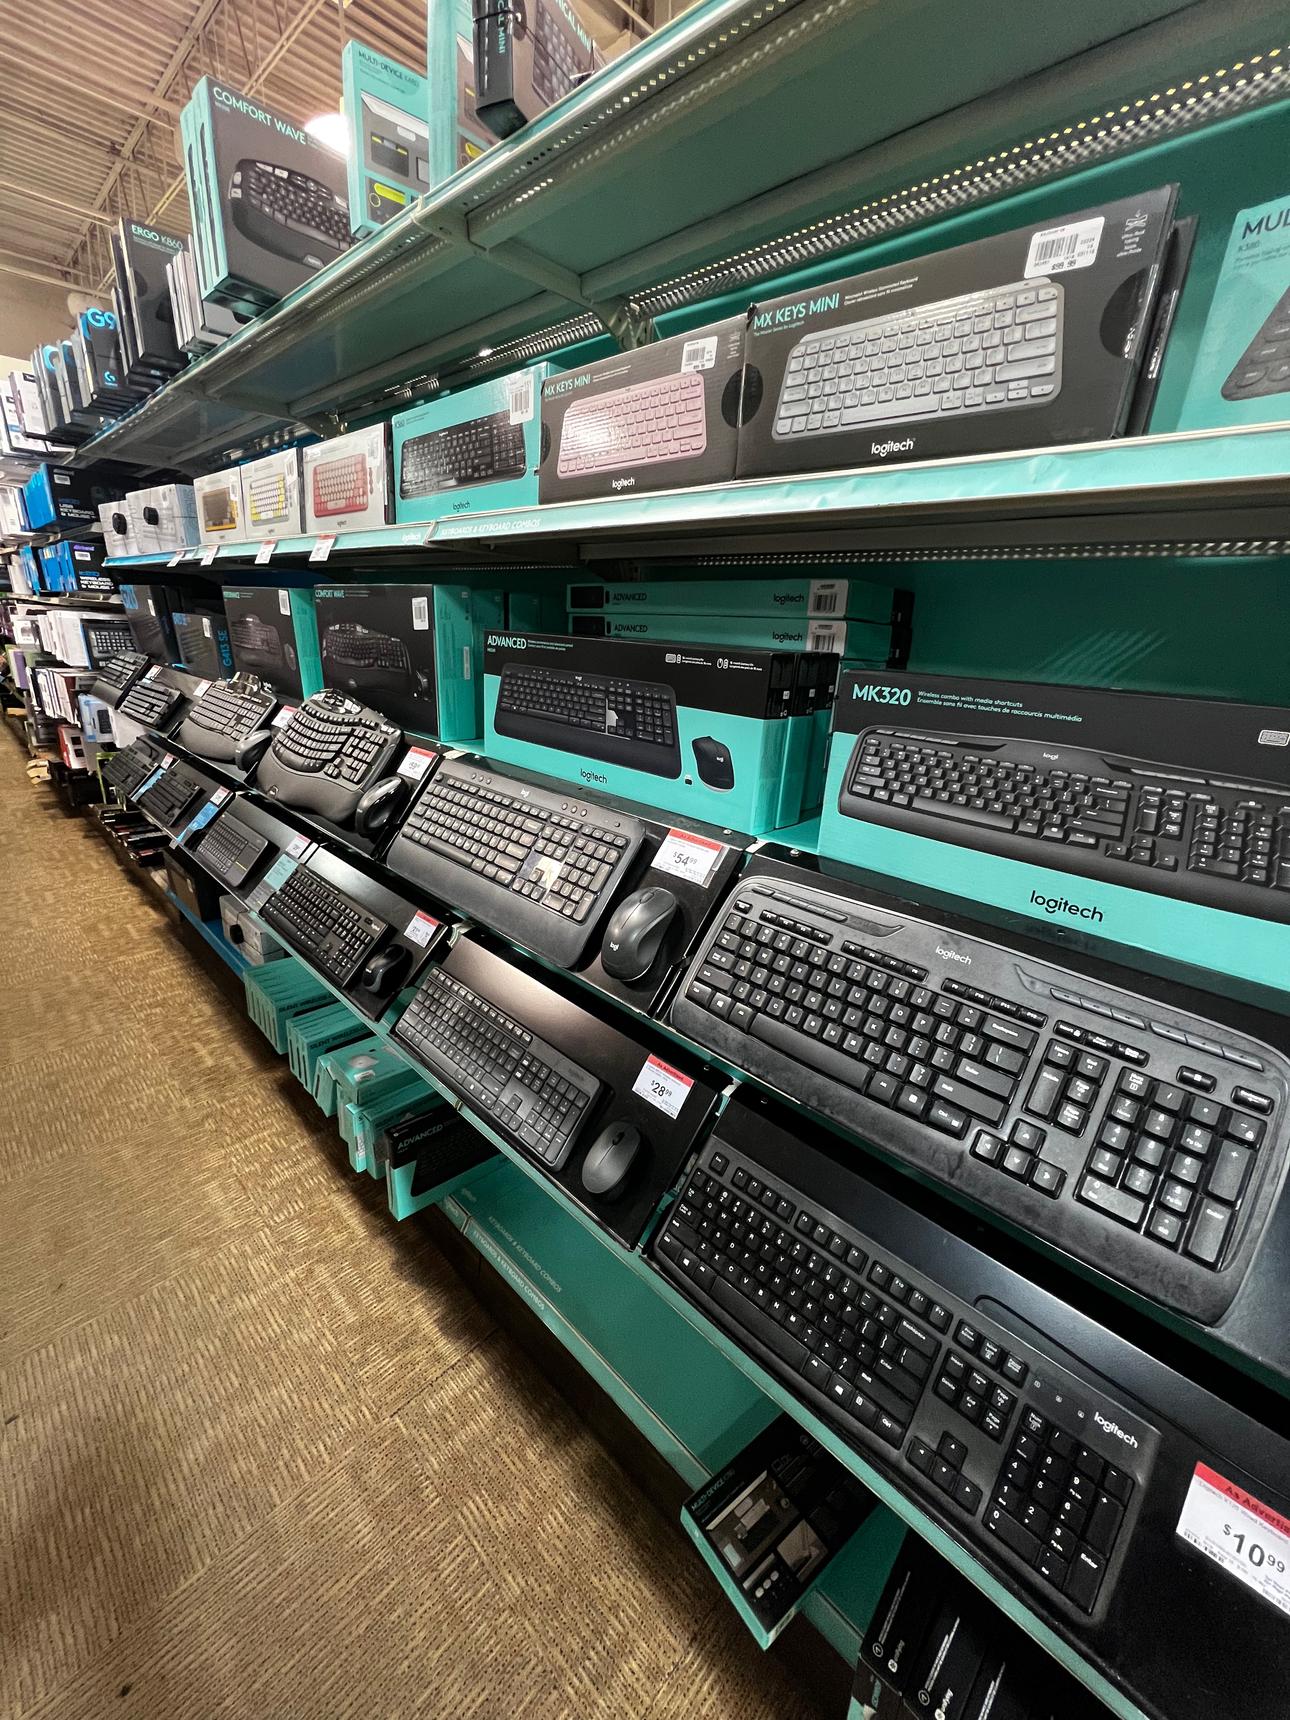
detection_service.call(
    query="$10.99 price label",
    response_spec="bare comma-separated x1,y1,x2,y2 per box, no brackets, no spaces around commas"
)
1177,1462,1290,1618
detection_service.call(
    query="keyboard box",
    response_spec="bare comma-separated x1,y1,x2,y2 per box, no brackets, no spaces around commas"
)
222,586,322,700
342,40,430,238
219,894,287,964
238,449,303,540
173,606,234,681
569,610,897,660
194,470,245,543
301,424,391,533
120,582,182,663
482,630,803,834
1179,189,1290,431
566,574,900,623
737,185,1178,480
425,0,492,192
313,582,503,742
181,77,351,314
538,318,745,503
817,669,1290,990
391,362,557,523
129,482,199,555
472,0,602,140
22,463,119,530
112,219,185,380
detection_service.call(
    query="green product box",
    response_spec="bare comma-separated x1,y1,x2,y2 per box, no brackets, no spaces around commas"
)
392,364,557,523
566,575,900,622
569,610,895,659
1179,192,1290,429
426,0,492,188
222,586,323,702
342,41,430,237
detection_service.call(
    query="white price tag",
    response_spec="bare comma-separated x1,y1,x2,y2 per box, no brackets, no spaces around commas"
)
144,664,162,680
199,544,219,566
168,550,185,568
631,1055,694,1120
278,589,292,615
212,786,231,804
397,746,436,782
284,833,312,859
680,336,718,372
1177,1463,1290,1618
254,540,276,565
161,752,174,767
272,705,297,729
404,910,441,948
194,680,212,698
1024,215,1104,277
654,827,725,887
309,535,336,563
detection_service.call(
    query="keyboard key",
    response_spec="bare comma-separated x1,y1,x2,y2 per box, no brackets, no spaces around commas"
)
1185,1198,1233,1266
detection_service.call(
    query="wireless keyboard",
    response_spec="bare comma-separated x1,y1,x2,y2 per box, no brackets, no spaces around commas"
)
495,665,682,778
261,865,386,987
254,690,402,825
311,453,370,518
557,372,706,479
386,758,644,966
138,766,206,830
229,159,350,267
199,482,239,533
1222,285,1290,401
321,622,415,691
117,676,184,731
177,680,277,763
192,813,269,890
95,651,148,700
394,967,601,1168
399,412,528,497
670,867,1289,1325
841,727,1290,921
772,280,1063,442
531,0,585,106
85,622,134,662
653,1108,1155,1624
103,744,161,797
245,472,290,529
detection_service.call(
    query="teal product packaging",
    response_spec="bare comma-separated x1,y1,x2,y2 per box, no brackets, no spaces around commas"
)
314,582,504,742
776,652,842,829
426,0,492,189
222,586,322,701
569,610,896,659
566,575,900,622
391,363,558,523
1179,191,1290,429
342,41,430,236
817,669,1290,989
483,630,803,834
508,586,566,633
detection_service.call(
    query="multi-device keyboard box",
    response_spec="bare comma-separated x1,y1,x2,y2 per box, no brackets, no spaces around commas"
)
253,690,403,827
669,855,1290,1327
494,665,682,778
176,679,277,764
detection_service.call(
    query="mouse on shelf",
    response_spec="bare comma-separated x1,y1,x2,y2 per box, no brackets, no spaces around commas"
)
233,728,274,773
354,776,408,838
580,1120,642,1198
691,736,735,791
601,886,679,982
359,944,412,1000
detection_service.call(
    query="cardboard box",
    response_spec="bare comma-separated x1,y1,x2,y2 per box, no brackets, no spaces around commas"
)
313,582,504,741
392,363,556,522
173,606,234,680
738,186,1179,478
22,464,118,530
194,470,244,542
222,586,322,700
472,0,602,139
120,582,182,663
1179,191,1290,429
538,319,744,502
301,424,391,533
566,574,899,621
342,41,429,235
239,449,303,539
426,0,492,190
817,668,1290,988
569,610,897,658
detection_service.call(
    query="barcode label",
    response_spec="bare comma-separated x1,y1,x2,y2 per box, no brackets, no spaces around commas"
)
278,589,291,615
1025,216,1103,277
411,596,430,630
202,616,212,637
680,336,718,372
507,371,535,424
808,579,846,615
809,622,843,654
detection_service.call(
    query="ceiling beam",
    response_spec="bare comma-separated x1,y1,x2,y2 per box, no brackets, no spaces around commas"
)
0,50,182,124
0,179,119,229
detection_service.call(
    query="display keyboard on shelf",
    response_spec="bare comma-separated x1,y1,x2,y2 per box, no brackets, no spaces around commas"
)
177,679,277,763
669,864,1289,1326
842,728,1290,920
394,966,600,1168
386,758,644,967
192,811,269,890
117,676,184,731
94,651,149,702
311,453,369,517
320,622,415,689
84,621,135,661
137,766,206,830
229,159,350,265
102,743,161,798
557,372,707,478
495,666,682,778
398,412,528,497
261,865,385,987
253,690,403,825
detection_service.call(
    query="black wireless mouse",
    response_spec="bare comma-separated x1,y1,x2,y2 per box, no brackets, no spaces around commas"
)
359,945,412,1000
692,736,735,791
354,776,408,837
580,1120,642,1197
601,886,679,981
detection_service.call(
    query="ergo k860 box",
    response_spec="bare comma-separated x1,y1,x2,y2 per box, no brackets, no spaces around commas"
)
738,186,1179,478
817,669,1290,989
392,363,557,523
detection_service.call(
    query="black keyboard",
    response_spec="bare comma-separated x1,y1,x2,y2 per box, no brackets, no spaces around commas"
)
398,412,528,497
177,680,277,763
495,666,682,778
254,690,402,826
95,651,148,699
386,759,643,966
138,766,205,830
261,865,385,987
394,968,600,1167
229,159,350,267
118,677,183,730
653,1120,1154,1624
670,869,1289,1325
321,622,414,689
84,622,134,662
532,0,586,106
1222,285,1290,401
192,813,268,890
102,744,160,797
230,614,287,671
842,727,1290,921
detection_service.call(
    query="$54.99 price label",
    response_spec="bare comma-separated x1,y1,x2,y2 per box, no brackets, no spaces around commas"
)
1177,1462,1290,1618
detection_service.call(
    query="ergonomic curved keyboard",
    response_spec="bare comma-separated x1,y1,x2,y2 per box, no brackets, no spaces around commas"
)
557,372,706,478
321,623,414,690
254,689,402,824
177,679,277,763
495,665,682,778
229,160,350,265
399,412,528,497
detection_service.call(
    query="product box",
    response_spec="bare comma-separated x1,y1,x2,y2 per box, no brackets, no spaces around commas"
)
0,484,29,537
36,541,114,596
239,449,303,539
392,363,556,523
129,483,199,555
120,583,182,663
301,424,391,532
220,894,287,964
22,464,118,530
682,1415,875,1648
817,669,1290,989
538,319,744,503
342,40,429,235
181,76,351,314
2,371,68,460
314,582,504,741
173,606,234,680
194,470,244,542
426,0,492,189
111,219,185,381
569,610,898,659
566,574,900,622
34,608,133,668
1180,191,1290,429
70,306,133,413
738,186,1179,479
77,690,116,744
483,631,803,832
222,586,322,700
472,0,602,139
100,499,137,559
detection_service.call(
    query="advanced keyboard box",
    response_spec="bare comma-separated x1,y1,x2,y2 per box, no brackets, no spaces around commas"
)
737,187,1177,479
251,690,406,837
258,846,447,1021
668,850,1290,1360
652,1092,1290,1720
176,677,278,767
384,754,745,1009
392,935,723,1248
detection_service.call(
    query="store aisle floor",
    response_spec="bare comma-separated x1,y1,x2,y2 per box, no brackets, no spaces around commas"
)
0,734,835,1720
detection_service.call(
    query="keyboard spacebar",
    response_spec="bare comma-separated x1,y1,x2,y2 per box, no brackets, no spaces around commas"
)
840,393,941,426
751,1013,869,1093
709,1275,808,1372
909,795,1017,832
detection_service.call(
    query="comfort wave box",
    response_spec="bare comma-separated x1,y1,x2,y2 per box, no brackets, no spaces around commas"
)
392,362,557,524
816,669,1290,988
342,40,429,235
570,611,896,658
738,185,1178,478
222,586,321,700
538,319,744,502
567,574,899,622
1179,189,1290,429
483,631,799,833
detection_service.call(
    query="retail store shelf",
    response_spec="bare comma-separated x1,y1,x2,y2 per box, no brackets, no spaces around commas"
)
69,0,1289,475
166,891,249,974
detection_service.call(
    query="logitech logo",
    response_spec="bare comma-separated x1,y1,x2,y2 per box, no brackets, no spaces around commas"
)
486,634,527,649
935,945,971,965
611,476,635,490
1094,1410,1139,1449
1031,890,1104,924
578,767,608,785
772,592,804,607
872,437,915,458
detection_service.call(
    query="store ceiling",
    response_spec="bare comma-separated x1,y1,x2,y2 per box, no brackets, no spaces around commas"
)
0,0,644,306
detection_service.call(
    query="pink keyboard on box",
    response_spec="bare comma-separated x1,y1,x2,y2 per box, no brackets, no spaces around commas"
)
557,371,707,478
312,454,370,518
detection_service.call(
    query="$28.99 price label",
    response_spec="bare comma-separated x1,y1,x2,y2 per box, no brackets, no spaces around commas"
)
631,1055,693,1120
1176,1462,1290,1618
